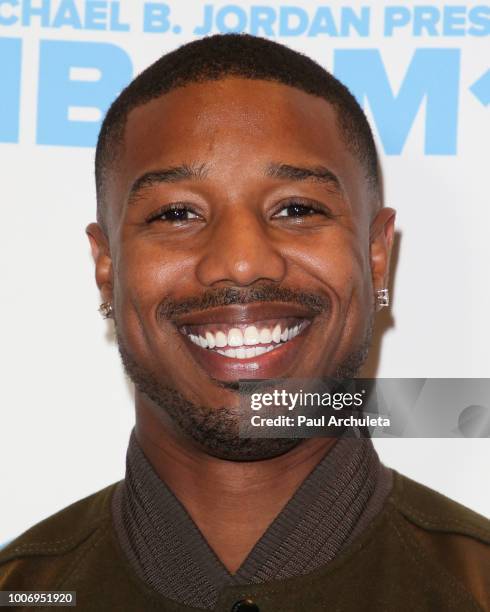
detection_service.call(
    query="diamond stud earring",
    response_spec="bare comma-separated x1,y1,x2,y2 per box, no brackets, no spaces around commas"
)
376,288,389,309
98,302,113,319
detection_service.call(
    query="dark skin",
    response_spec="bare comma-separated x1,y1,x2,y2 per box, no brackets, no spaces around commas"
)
87,78,395,573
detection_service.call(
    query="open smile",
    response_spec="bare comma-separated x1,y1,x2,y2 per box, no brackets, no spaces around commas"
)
173,303,317,381
180,318,310,359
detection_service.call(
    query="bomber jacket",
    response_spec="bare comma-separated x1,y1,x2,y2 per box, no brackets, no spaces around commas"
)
1,471,490,611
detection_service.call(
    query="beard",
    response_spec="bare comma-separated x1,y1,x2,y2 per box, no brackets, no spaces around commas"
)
115,284,374,462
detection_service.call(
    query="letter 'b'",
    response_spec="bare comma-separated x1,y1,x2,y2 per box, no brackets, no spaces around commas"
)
37,41,133,147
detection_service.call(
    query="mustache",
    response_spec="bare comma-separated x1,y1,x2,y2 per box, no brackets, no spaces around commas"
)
157,283,330,319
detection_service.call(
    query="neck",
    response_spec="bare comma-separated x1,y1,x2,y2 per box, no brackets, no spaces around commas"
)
135,396,336,573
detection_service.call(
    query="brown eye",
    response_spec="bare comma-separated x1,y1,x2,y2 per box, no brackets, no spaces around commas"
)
147,204,200,223
275,203,317,217
161,208,198,221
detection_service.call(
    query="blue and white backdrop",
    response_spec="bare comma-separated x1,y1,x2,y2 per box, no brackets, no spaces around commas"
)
1,0,489,544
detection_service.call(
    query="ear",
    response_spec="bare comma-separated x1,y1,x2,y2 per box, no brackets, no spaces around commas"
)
369,207,396,296
86,222,113,303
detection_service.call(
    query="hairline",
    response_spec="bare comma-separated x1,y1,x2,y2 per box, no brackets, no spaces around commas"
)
96,64,381,232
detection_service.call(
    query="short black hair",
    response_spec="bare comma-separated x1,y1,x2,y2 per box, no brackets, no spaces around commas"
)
95,34,379,230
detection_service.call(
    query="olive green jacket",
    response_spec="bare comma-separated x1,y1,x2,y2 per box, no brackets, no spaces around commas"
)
1,471,489,611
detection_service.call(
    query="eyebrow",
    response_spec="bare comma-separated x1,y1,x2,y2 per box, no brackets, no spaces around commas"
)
266,162,343,195
128,163,208,203
127,161,344,205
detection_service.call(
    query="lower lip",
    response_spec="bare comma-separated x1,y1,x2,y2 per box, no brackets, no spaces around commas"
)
181,327,311,382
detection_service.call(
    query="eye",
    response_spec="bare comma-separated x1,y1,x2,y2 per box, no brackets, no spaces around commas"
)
275,203,316,217
273,201,333,219
146,203,200,223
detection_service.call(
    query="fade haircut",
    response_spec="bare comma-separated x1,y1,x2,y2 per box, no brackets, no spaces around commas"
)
95,33,379,231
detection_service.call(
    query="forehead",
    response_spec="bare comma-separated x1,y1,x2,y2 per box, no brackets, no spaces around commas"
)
108,78,369,222
123,78,350,166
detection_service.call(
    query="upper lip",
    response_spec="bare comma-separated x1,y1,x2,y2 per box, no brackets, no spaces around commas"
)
171,302,317,328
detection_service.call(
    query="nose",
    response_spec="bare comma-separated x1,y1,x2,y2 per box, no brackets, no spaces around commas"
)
195,209,287,288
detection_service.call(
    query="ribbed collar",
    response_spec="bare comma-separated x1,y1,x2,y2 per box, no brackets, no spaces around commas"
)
112,431,392,609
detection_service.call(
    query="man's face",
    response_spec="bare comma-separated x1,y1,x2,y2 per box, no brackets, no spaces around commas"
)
88,77,394,457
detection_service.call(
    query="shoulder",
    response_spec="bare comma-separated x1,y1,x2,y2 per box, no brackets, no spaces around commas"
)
391,470,490,540
388,470,490,610
0,483,119,589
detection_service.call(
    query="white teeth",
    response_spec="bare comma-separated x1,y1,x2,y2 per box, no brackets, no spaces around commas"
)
215,331,227,347
228,328,243,347
272,324,281,344
259,328,272,344
199,335,208,348
244,325,259,345
235,347,246,359
214,345,277,359
186,320,309,356
205,331,215,348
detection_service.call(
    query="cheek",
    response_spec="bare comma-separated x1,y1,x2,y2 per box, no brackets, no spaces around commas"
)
114,239,197,307
110,240,198,361
283,228,371,308
285,229,373,372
